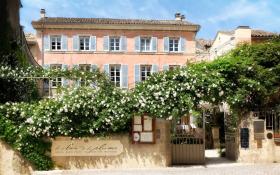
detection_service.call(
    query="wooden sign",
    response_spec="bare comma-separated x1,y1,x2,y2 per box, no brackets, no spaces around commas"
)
51,140,123,157
253,119,265,140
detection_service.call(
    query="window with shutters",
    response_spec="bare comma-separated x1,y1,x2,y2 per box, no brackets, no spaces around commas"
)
50,64,62,87
109,37,120,51
79,64,91,86
169,65,180,70
51,35,61,50
140,65,152,81
110,65,121,87
140,37,151,52
79,36,90,51
169,38,179,52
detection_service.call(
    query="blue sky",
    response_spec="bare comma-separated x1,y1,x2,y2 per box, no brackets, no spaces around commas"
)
20,0,280,39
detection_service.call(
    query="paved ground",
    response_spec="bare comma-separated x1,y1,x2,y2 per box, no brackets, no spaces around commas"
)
33,150,280,175
32,164,280,175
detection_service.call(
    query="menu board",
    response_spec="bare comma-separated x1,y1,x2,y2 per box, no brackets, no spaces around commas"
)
140,132,154,142
132,115,155,144
143,116,153,131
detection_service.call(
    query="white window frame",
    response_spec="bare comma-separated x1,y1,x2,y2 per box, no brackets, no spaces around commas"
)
109,36,120,51
140,65,152,81
79,36,90,51
140,37,151,52
50,64,62,88
169,38,179,52
50,35,62,51
110,64,121,87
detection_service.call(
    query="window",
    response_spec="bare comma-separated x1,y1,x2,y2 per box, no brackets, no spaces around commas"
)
79,64,91,86
79,36,90,51
110,37,120,51
51,36,61,50
50,64,62,87
140,65,151,81
79,64,91,71
110,65,121,87
169,65,180,71
140,37,151,52
169,38,179,52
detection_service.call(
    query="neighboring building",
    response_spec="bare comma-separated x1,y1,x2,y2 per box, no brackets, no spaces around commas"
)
196,38,212,62
210,26,277,60
30,10,200,89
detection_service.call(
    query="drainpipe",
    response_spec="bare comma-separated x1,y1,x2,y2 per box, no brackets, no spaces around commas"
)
40,9,46,66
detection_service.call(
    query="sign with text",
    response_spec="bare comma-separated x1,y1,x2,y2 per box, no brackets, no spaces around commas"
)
132,115,155,144
51,140,123,157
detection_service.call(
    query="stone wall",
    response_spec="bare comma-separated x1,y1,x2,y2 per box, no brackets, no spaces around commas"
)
51,119,171,169
0,140,33,175
226,112,280,163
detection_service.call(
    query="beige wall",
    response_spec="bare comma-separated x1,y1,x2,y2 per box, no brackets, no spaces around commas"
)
209,33,235,60
0,140,33,175
52,119,171,169
226,112,280,163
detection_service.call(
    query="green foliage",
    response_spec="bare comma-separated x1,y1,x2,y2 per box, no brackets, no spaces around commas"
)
0,39,279,170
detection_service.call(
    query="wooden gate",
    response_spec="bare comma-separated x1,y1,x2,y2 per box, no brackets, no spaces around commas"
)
171,133,205,164
171,115,205,165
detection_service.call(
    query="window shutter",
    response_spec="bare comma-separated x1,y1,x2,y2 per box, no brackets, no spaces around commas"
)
163,64,169,71
43,64,50,69
163,37,169,52
103,36,109,51
90,36,96,51
62,64,68,87
121,65,128,88
62,79,69,87
73,35,79,51
75,79,81,87
120,36,127,51
62,64,68,71
179,37,186,52
62,35,68,51
135,36,140,52
152,64,159,73
91,64,98,71
134,64,140,84
103,64,110,76
151,37,157,52
43,79,50,90
43,35,50,51
72,64,79,70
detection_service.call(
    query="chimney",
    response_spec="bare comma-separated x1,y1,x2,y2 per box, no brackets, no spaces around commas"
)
40,9,46,18
175,13,185,21
235,25,252,44
175,13,181,20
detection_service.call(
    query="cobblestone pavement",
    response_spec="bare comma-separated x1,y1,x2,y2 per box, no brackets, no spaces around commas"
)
33,163,280,175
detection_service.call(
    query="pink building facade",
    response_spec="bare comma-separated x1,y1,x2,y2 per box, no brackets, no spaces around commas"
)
31,11,200,88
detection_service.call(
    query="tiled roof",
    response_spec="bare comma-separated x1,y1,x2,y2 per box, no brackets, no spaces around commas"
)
32,17,199,26
251,30,277,37
218,29,277,37
196,39,213,47
218,31,234,35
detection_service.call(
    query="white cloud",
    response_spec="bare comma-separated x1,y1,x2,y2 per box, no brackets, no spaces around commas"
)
207,0,270,23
